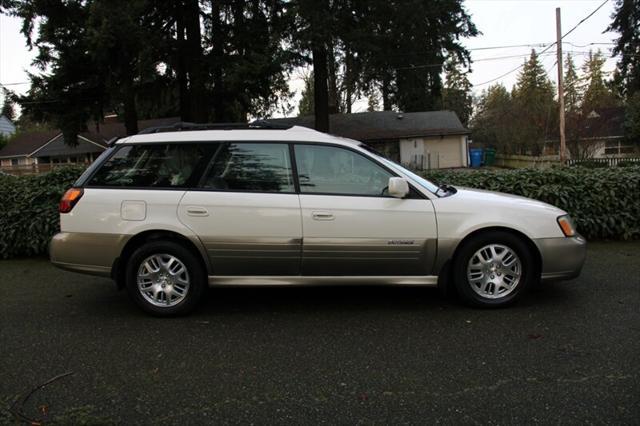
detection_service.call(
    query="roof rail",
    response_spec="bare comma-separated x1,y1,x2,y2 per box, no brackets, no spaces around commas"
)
137,120,292,135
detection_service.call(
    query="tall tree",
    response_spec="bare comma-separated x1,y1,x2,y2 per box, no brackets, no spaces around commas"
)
563,53,586,158
607,0,640,98
293,0,478,129
87,0,156,135
360,0,478,113
581,50,618,113
563,53,581,114
295,0,332,131
214,0,297,121
442,56,473,126
298,72,315,116
511,50,556,155
367,86,381,112
624,92,640,145
1,88,16,121
5,0,107,144
471,84,517,153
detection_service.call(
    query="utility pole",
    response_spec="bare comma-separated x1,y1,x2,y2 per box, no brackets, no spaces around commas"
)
556,7,567,163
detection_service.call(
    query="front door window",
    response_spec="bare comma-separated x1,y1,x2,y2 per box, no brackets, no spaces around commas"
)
294,144,392,196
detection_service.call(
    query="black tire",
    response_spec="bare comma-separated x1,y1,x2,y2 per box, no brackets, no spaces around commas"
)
452,231,535,308
125,240,206,316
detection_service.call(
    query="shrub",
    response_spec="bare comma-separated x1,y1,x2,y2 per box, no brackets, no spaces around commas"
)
617,160,640,167
0,165,638,260
0,166,85,259
423,166,640,240
571,160,609,168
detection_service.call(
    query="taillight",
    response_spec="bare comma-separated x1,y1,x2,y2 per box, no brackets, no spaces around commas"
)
59,188,84,213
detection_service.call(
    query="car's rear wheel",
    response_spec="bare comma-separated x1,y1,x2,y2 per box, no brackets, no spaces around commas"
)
452,231,535,307
125,240,206,316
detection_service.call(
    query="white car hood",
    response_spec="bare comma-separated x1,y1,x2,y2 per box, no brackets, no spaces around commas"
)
431,186,568,240
452,186,565,215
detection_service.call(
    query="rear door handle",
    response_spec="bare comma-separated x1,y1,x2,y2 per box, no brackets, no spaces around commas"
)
312,211,334,221
186,207,209,217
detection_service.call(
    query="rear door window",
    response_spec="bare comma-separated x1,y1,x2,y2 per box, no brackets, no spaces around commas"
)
200,143,294,193
88,143,208,188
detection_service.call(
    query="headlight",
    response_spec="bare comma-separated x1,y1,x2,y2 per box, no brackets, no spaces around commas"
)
557,215,576,237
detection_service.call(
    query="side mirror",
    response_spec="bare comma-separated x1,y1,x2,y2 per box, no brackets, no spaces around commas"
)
388,177,409,198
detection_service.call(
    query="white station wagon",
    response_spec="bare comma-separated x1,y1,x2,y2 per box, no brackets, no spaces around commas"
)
50,122,586,315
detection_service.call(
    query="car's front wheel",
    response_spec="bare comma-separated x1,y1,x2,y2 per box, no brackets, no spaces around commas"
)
125,240,206,316
452,231,535,307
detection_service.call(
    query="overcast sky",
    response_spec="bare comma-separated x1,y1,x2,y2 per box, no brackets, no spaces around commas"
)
0,0,619,117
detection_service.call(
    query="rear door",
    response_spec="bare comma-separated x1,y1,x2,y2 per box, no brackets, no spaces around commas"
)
294,143,437,276
178,142,302,275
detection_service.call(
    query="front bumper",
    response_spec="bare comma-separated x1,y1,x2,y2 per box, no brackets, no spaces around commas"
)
534,235,587,282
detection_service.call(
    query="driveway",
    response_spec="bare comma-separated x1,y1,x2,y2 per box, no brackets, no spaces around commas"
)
1,242,639,424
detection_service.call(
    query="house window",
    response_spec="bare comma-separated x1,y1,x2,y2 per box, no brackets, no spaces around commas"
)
604,139,634,155
11,158,18,166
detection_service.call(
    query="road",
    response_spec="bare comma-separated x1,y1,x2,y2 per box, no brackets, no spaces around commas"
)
1,242,639,424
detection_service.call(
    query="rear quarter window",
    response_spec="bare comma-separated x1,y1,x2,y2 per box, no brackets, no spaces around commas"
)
87,143,208,188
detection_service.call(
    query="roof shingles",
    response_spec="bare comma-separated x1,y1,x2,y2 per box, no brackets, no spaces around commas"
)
0,117,179,159
268,110,469,141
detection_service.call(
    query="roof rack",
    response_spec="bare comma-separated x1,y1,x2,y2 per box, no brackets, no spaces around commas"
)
137,120,292,135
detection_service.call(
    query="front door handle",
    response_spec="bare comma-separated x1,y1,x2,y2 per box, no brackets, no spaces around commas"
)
186,207,209,217
312,211,334,221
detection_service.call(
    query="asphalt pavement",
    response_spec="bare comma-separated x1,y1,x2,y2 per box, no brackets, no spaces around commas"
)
1,242,639,424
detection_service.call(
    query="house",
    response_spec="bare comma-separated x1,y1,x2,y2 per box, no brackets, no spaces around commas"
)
268,110,470,169
0,117,177,174
0,115,16,137
545,107,635,158
579,107,633,157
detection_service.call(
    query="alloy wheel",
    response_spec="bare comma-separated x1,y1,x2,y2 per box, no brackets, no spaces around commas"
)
137,254,190,307
466,244,522,299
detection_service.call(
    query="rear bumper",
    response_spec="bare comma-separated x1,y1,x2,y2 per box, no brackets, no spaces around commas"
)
534,235,587,282
49,232,128,277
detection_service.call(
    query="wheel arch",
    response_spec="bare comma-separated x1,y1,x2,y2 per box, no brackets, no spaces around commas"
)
112,230,211,289
437,226,542,293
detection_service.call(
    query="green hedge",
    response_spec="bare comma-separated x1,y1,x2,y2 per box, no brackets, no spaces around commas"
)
0,165,638,259
0,166,85,259
423,166,640,240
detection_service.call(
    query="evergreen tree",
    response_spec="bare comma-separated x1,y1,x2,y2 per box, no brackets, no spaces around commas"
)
563,53,581,114
294,0,333,131
7,0,107,145
581,50,618,113
293,0,478,129
471,84,517,153
1,88,16,121
607,0,640,98
367,87,381,112
623,92,640,145
563,53,583,158
298,72,315,116
87,0,157,135
371,0,478,113
442,56,473,126
512,50,556,155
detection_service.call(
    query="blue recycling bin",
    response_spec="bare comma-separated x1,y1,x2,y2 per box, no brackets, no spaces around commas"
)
469,148,483,168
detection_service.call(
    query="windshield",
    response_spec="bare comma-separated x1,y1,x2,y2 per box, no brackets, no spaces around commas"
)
362,147,440,194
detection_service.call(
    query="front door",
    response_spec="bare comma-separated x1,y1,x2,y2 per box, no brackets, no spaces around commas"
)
294,144,438,276
178,142,302,275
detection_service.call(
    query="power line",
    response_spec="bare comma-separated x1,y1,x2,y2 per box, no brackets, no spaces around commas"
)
472,0,610,87
561,0,610,40
468,42,551,51
563,41,615,48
